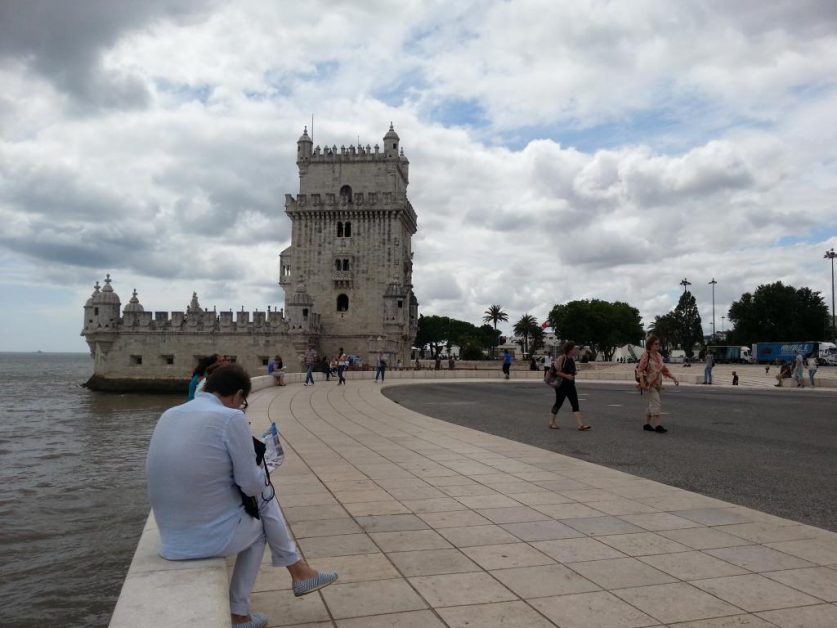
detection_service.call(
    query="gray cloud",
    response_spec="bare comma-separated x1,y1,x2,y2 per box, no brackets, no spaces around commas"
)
0,0,216,109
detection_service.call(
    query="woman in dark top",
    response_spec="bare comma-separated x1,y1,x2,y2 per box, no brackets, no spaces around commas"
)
548,341,591,431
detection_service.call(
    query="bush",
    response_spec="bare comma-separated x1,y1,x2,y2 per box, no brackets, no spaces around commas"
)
460,344,487,360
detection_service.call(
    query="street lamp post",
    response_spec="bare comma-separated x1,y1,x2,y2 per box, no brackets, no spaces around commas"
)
826,248,836,340
721,315,725,334
680,278,691,294
709,278,717,343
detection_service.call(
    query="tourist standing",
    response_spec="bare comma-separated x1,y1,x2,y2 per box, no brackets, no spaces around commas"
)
146,365,338,628
543,353,553,375
806,354,818,387
336,348,348,385
703,351,714,384
502,349,512,379
303,346,317,386
435,353,442,370
547,341,591,431
636,335,679,433
793,352,805,387
375,354,387,382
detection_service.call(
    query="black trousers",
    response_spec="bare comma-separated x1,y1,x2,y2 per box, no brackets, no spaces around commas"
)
552,380,579,413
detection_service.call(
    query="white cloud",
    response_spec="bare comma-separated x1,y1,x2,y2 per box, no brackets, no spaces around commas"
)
0,0,835,351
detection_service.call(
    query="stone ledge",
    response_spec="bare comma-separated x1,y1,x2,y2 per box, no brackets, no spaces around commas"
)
109,513,230,628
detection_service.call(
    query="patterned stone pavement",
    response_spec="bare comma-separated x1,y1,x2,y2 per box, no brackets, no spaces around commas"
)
245,378,837,627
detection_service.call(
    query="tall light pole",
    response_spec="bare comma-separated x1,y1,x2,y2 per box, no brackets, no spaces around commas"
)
826,248,836,340
680,278,691,294
721,315,725,333
709,278,717,343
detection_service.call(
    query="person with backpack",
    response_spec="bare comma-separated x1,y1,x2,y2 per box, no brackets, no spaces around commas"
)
547,341,591,431
375,353,387,382
636,335,679,433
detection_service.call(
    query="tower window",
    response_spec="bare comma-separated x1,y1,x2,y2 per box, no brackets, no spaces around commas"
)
335,259,342,271
130,355,143,366
397,300,403,308
337,294,349,312
337,222,343,237
339,185,352,204
344,221,352,237
94,307,99,315
342,259,350,271
302,308,309,319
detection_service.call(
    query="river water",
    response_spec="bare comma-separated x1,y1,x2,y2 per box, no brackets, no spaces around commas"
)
0,353,179,627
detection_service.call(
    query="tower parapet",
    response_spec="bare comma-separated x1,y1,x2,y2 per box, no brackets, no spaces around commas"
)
81,276,300,390
82,121,419,391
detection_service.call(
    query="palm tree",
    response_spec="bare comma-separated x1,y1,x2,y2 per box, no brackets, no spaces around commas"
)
483,305,508,357
513,313,539,357
483,305,509,329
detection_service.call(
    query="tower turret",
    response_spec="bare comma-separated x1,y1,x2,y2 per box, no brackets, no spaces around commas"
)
122,289,145,326
383,123,399,158
89,274,122,330
297,126,313,163
285,280,314,331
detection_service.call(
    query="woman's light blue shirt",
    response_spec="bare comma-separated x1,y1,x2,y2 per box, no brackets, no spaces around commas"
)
146,393,265,560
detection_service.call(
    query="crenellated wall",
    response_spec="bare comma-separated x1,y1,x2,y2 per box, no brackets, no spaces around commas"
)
83,124,419,392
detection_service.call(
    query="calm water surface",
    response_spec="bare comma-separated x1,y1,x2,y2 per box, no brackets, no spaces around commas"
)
0,353,180,628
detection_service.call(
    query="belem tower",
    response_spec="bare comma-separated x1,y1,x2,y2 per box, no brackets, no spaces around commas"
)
82,124,419,391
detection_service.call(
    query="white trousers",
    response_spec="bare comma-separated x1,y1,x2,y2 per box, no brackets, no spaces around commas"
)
221,496,299,616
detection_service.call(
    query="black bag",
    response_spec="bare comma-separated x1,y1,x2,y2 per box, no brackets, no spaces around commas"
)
239,437,271,519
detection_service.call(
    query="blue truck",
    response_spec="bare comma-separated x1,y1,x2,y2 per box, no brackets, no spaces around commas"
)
752,341,837,365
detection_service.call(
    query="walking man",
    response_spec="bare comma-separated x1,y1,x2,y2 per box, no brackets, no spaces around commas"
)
303,346,317,386
502,349,512,380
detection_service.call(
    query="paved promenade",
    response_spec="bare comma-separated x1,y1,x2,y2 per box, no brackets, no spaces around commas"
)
243,377,837,627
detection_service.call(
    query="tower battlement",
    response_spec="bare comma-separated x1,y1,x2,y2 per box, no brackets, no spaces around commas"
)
82,122,417,391
284,191,399,209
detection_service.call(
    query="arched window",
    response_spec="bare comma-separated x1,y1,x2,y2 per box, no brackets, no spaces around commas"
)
337,294,349,312
342,259,350,271
344,221,352,237
339,185,352,204
337,222,344,238
335,259,342,271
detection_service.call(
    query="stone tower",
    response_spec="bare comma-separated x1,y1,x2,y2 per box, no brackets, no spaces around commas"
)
279,124,419,365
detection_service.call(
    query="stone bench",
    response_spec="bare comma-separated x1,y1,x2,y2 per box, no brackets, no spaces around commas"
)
109,513,231,627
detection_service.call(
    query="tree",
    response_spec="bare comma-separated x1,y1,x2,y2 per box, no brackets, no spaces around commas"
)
648,313,679,355
513,314,539,357
727,281,829,345
415,315,501,358
414,314,448,357
483,304,509,329
548,300,644,361
673,291,703,358
482,305,508,357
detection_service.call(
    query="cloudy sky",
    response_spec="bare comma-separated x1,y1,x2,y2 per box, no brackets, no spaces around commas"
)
1,0,836,352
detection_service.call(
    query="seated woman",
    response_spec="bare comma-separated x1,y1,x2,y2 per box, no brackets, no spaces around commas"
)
146,365,337,628
268,354,285,386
